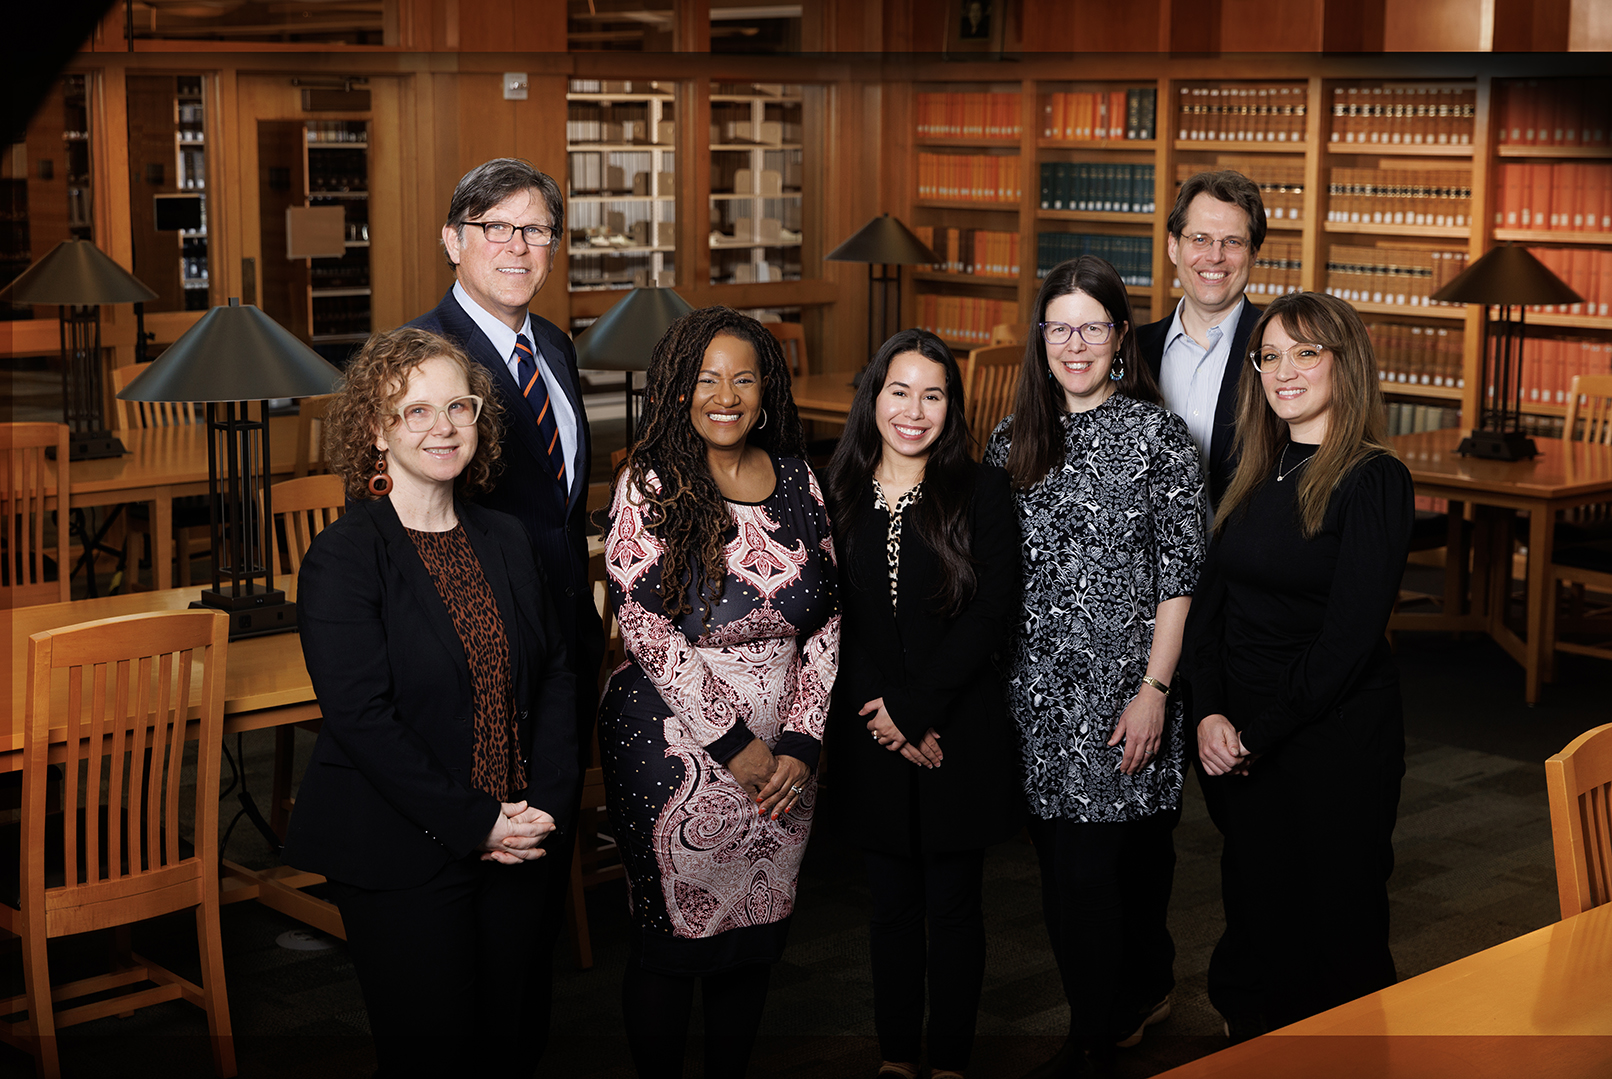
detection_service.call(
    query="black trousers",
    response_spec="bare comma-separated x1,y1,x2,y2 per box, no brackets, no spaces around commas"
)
863,847,988,1071
327,852,560,1079
1197,681,1404,1035
1027,806,1180,1048
621,955,771,1079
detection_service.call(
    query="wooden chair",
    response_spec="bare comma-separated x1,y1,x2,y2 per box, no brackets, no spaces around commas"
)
292,394,335,478
962,344,1023,457
1545,376,1612,667
267,473,345,576
0,609,235,1078
110,364,198,431
989,322,1030,347
1546,722,1612,919
1,422,71,608
766,321,810,377
111,366,212,590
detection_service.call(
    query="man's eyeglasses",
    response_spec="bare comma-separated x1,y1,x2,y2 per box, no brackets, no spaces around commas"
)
1181,233,1249,255
1249,344,1328,373
396,396,484,432
464,221,561,248
1040,321,1115,346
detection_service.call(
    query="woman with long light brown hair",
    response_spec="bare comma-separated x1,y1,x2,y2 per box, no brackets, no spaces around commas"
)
1185,291,1414,1040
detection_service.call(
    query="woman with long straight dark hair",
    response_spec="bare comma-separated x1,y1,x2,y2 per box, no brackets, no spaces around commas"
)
985,257,1206,1078
1186,291,1413,1039
824,329,1023,1079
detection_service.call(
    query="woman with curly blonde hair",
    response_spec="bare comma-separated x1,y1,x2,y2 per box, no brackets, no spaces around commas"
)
284,326,580,1077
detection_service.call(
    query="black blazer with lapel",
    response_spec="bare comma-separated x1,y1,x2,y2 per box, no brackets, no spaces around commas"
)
824,462,1024,856
283,497,580,891
407,290,605,753
1137,298,1262,509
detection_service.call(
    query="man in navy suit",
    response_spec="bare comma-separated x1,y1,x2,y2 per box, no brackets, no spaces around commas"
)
408,159,604,743
1136,170,1267,511
407,160,604,1063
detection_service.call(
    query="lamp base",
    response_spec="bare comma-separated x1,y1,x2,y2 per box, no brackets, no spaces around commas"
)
192,587,298,639
1456,429,1537,461
46,431,127,461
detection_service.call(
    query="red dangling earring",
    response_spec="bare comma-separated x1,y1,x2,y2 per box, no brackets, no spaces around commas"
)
369,449,393,496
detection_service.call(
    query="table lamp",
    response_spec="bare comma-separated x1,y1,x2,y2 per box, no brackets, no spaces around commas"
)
573,284,695,438
118,298,342,638
1431,243,1581,461
0,239,158,459
826,214,938,364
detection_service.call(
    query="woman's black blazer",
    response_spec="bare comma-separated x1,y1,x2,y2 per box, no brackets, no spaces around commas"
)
825,462,1024,856
283,497,580,891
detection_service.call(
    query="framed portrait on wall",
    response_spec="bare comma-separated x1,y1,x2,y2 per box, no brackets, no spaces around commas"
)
945,0,1004,56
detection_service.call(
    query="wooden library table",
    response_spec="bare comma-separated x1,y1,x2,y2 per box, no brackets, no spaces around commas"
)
1389,427,1612,703
4,585,343,939
1156,900,1612,1078
50,416,298,591
790,372,857,426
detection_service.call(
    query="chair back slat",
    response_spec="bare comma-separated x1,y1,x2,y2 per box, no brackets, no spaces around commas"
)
267,474,346,576
766,323,810,378
1565,374,1612,446
963,344,1024,458
26,610,228,916
293,394,335,478
1,423,70,607
112,366,199,431
1546,722,1612,919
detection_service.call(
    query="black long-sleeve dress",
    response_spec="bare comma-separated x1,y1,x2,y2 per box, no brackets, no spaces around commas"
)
1185,441,1414,1034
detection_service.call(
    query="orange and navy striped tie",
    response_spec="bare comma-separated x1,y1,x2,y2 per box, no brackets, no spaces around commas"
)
513,333,567,492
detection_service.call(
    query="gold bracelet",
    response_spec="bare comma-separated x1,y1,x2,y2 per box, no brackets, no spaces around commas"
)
1140,675,1170,696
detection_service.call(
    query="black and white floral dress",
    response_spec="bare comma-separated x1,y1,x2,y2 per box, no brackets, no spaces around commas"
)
984,393,1206,823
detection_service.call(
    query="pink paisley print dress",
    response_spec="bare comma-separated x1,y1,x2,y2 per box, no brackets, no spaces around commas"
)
600,454,840,973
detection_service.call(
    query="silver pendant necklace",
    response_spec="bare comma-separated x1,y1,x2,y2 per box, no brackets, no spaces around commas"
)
1276,443,1312,483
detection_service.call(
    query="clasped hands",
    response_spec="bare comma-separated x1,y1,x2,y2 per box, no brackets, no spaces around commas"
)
480,801,557,864
862,698,943,770
1197,714,1256,776
726,737,811,820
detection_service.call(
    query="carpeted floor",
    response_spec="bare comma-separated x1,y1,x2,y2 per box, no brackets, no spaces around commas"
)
3,606,1599,1078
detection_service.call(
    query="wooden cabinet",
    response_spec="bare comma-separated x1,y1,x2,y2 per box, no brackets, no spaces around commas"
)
566,81,678,291
708,82,803,285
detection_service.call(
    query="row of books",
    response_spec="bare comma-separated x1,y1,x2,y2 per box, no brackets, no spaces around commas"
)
1323,245,1470,308
915,93,1021,140
1523,247,1612,317
1035,233,1153,285
1327,85,1475,147
912,227,1021,278
1496,80,1611,148
1515,336,1612,407
1367,322,1464,389
1324,168,1472,229
1245,240,1303,298
1041,89,1156,142
1176,84,1309,143
1176,161,1306,223
566,103,662,145
1386,401,1461,437
915,295,1021,348
1492,163,1612,233
1038,163,1155,214
916,153,1024,203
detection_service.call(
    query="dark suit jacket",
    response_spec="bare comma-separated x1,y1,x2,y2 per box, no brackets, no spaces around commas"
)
408,290,606,761
1137,298,1263,509
824,463,1024,856
283,497,580,891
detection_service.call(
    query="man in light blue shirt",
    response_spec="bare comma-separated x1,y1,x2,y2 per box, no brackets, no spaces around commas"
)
1137,170,1267,509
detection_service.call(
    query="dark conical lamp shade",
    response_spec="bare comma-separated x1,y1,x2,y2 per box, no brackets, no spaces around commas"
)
0,238,158,305
1430,242,1582,306
118,298,342,402
574,286,697,372
825,214,938,265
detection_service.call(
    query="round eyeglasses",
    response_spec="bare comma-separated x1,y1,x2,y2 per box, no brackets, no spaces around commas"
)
396,395,484,433
1040,320,1115,346
1249,344,1328,373
464,221,562,247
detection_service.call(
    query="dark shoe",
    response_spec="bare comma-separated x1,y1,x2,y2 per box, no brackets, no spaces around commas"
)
1115,993,1173,1048
877,1064,918,1079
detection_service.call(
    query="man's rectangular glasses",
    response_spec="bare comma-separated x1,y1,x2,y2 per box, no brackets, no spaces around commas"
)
465,221,561,247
